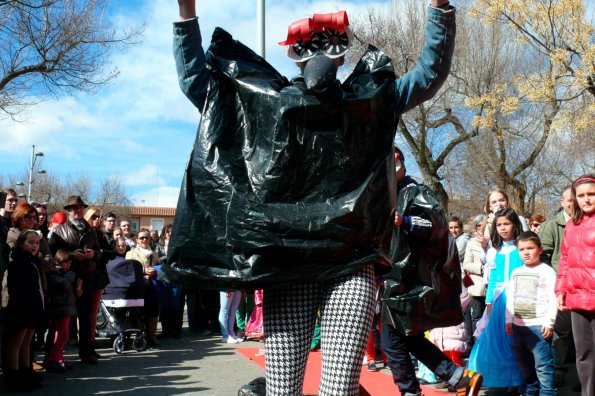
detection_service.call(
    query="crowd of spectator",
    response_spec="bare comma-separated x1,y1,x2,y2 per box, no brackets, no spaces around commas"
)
0,172,593,395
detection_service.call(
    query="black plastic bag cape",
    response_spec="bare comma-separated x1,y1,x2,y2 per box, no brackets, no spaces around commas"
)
162,28,398,290
382,184,463,335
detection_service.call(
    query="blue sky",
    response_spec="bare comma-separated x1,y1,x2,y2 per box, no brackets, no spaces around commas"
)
0,0,390,207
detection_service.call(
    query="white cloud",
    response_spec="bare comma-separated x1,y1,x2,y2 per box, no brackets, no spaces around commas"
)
130,185,180,207
122,164,168,187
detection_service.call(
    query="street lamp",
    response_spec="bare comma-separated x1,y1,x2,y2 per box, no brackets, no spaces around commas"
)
28,145,46,202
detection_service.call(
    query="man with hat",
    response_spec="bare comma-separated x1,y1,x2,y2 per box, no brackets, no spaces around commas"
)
48,195,101,364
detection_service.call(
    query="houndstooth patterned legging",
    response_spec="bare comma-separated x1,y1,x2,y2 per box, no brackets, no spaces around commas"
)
263,265,376,396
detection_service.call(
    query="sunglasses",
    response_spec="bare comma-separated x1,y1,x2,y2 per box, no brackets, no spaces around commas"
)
138,236,149,240
91,214,101,220
530,223,541,227
25,214,38,220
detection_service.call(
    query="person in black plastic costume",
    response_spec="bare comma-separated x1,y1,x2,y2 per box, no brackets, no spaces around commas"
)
167,1,455,394
381,147,483,396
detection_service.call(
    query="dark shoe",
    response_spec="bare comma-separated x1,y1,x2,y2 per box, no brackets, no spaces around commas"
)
454,369,483,396
553,371,565,388
4,368,39,392
45,360,67,373
92,351,102,359
21,368,44,387
238,377,266,396
63,360,74,370
81,355,99,364
157,332,171,339
367,361,379,372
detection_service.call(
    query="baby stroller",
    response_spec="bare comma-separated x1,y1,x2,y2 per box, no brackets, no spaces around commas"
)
96,258,148,353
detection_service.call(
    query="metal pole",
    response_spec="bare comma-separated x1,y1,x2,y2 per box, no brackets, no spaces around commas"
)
257,0,265,58
28,144,34,201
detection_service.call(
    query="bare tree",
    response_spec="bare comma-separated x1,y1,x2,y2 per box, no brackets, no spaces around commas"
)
349,1,485,212
0,0,143,118
93,176,132,208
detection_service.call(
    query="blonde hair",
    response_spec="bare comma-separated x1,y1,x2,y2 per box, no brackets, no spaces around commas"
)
83,206,102,223
54,249,72,264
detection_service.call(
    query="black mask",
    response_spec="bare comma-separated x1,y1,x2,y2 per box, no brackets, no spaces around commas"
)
303,54,340,98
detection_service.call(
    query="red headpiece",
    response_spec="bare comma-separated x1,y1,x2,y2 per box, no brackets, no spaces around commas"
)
279,11,353,61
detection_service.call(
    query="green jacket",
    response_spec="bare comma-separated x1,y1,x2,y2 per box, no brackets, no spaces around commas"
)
539,210,568,272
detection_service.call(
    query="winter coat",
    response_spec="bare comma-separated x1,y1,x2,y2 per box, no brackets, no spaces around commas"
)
539,209,568,272
47,268,77,318
48,219,101,278
126,247,160,273
555,213,595,311
463,238,487,297
5,248,45,329
382,179,463,336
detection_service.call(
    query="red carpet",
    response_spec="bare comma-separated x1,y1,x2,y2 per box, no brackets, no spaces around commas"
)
237,348,450,395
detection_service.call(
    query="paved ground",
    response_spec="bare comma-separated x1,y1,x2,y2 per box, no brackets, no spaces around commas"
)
1,325,582,395
6,333,266,395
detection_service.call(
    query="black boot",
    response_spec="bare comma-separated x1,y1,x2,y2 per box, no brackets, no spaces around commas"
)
21,367,44,388
238,377,266,396
3,368,38,392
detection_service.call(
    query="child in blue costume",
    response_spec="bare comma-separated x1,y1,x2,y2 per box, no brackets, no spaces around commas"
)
468,208,524,387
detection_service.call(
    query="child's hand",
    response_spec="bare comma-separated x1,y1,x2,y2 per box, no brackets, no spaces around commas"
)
505,323,513,335
541,326,553,340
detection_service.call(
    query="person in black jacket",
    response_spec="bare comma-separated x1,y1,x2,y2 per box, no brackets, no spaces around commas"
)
3,230,45,391
48,196,101,365
45,249,78,373
381,148,482,396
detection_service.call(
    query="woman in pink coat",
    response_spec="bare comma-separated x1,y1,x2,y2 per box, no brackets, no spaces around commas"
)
555,174,595,396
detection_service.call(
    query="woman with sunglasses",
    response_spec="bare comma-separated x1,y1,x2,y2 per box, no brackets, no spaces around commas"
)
126,228,161,347
83,207,112,355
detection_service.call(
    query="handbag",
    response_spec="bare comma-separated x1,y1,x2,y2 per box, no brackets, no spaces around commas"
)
463,270,474,288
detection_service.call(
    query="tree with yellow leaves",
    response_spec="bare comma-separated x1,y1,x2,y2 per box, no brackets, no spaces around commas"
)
463,0,594,211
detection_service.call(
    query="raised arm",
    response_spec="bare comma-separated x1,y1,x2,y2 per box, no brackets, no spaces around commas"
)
173,0,209,110
178,0,196,20
393,1,455,115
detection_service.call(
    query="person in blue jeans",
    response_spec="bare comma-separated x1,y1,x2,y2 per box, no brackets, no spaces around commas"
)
505,232,558,396
218,291,242,344
381,148,483,396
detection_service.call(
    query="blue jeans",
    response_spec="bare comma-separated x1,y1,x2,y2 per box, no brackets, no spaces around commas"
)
218,291,241,339
511,324,557,396
381,323,463,396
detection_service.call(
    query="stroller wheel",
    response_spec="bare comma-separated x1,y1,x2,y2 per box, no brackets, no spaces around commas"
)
133,333,147,352
113,335,125,354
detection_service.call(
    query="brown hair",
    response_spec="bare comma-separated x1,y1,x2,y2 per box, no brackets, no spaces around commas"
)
528,214,545,225
135,228,151,241
448,216,463,228
11,202,36,228
571,173,595,225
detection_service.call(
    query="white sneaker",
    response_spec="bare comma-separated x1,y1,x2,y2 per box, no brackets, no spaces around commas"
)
226,336,240,344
